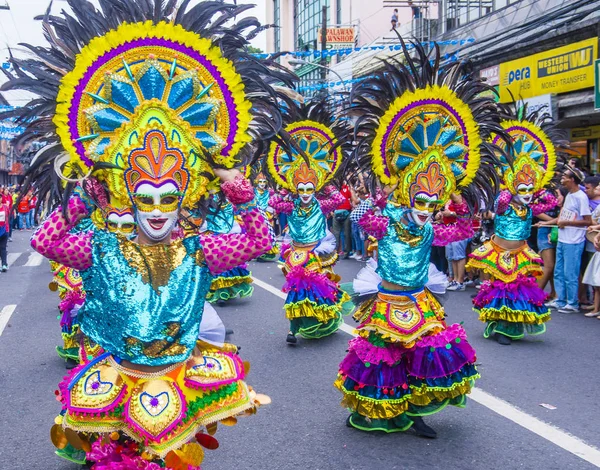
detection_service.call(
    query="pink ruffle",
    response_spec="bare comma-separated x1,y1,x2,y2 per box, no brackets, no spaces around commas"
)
87,440,172,470
473,275,548,308
282,265,339,301
358,210,388,240
59,290,85,328
347,336,406,366
410,324,477,379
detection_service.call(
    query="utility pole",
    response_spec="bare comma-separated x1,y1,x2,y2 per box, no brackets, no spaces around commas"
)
320,5,327,84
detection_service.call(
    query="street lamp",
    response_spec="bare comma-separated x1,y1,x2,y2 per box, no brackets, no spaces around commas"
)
288,59,348,91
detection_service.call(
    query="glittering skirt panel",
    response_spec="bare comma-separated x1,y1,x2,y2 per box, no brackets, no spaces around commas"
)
468,239,550,337
57,341,256,458
466,238,542,283
281,245,347,338
207,265,253,303
335,288,479,420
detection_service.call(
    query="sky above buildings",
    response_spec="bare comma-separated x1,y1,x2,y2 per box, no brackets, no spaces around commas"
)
0,0,268,105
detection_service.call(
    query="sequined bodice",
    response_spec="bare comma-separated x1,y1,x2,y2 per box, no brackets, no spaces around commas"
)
255,188,270,211
495,204,532,241
377,204,433,287
206,202,234,234
288,199,327,244
79,230,212,366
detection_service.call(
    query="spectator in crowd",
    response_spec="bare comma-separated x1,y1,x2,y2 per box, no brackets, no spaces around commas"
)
349,186,372,261
0,188,9,271
27,190,37,229
331,182,353,258
17,189,31,230
583,207,600,317
440,193,471,292
543,168,592,313
535,187,564,301
391,8,398,30
408,0,422,19
579,176,600,307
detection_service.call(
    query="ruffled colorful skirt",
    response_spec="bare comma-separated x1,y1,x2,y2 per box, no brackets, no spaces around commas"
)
52,340,266,468
335,286,478,432
467,238,550,339
281,245,348,339
206,265,254,303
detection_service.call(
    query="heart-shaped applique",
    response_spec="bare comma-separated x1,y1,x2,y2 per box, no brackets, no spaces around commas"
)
140,391,170,417
193,356,223,373
84,370,113,395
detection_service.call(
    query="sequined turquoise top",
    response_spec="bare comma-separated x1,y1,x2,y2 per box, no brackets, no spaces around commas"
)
377,204,433,287
288,198,327,244
78,229,212,366
206,201,234,234
255,188,270,212
495,205,532,241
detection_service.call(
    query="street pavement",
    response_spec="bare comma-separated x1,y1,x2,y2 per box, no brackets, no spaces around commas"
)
1,229,600,470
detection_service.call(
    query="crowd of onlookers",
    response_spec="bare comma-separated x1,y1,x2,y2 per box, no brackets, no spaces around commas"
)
0,185,38,273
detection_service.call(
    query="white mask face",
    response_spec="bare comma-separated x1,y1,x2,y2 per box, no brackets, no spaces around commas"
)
133,182,180,242
107,212,136,235
515,184,534,206
409,195,438,226
257,180,267,190
297,182,315,205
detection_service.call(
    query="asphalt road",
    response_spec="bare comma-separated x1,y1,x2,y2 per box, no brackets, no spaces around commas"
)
1,230,599,470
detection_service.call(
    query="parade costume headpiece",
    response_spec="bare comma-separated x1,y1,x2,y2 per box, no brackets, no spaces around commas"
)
351,41,506,209
493,103,566,195
3,0,293,213
267,97,350,193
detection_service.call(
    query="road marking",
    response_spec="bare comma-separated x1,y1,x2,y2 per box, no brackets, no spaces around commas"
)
253,276,600,468
24,252,44,267
0,304,16,336
7,252,21,267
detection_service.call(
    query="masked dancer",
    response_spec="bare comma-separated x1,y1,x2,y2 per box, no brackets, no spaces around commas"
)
5,1,293,467
335,43,504,437
467,105,564,345
268,98,350,344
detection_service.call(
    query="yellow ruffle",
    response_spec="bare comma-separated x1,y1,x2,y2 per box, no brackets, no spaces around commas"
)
210,275,252,290
62,341,256,458
353,290,445,348
477,307,551,325
467,239,542,283
334,376,478,420
285,293,350,323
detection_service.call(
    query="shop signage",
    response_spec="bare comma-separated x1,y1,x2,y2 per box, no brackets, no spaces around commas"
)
480,65,499,86
499,38,597,103
570,124,600,142
595,58,600,110
318,27,356,50
523,94,553,117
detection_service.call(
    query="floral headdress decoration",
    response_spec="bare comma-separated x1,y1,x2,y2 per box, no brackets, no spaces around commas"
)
493,103,566,195
267,97,350,193
2,0,294,214
351,40,507,209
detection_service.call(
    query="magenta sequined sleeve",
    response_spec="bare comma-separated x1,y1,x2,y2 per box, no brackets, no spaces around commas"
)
201,176,272,275
358,209,389,240
30,195,93,271
317,185,344,214
269,193,294,215
530,190,558,217
494,190,512,215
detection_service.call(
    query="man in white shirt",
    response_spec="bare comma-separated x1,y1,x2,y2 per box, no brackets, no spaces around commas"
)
545,168,592,313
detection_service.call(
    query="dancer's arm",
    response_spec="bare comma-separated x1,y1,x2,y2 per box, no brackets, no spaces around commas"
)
201,175,271,275
530,190,559,217
317,185,345,214
268,191,294,215
358,209,389,240
494,190,512,215
30,191,93,270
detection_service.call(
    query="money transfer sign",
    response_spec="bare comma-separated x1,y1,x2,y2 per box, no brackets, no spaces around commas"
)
499,38,597,103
